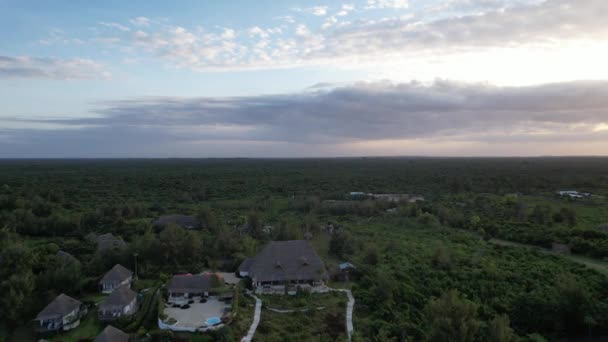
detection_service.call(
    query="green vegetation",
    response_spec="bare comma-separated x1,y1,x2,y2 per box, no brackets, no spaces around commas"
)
343,216,608,341
262,292,346,311
49,311,102,342
257,297,349,342
1,158,608,341
229,293,255,338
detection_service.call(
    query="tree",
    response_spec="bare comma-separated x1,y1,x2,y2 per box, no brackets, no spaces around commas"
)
513,201,528,221
246,211,264,239
159,225,202,266
424,289,480,342
0,242,35,324
275,220,301,241
418,213,440,228
469,215,481,228
303,213,320,235
132,229,161,274
329,230,354,258
363,246,379,266
37,254,83,296
197,206,218,233
487,314,515,342
555,273,589,333
239,235,257,257
372,272,397,309
530,205,552,226
553,207,576,227
432,246,452,270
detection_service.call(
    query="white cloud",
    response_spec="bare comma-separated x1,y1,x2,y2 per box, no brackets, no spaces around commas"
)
37,28,84,46
322,0,608,58
430,0,543,12
592,123,608,132
295,24,310,36
130,16,151,26
311,6,328,16
248,26,269,38
322,16,338,29
294,5,329,16
337,4,355,16
0,55,110,80
365,0,409,9
99,21,130,32
221,28,236,40
75,0,608,81
134,30,148,39
275,15,296,24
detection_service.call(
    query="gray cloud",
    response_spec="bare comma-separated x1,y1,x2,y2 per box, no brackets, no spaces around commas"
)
2,80,608,157
0,55,110,80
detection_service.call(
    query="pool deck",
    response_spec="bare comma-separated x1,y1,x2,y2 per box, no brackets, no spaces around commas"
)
164,299,225,329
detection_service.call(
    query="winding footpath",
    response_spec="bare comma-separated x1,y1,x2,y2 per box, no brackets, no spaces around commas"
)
344,289,355,340
332,288,355,341
241,294,262,342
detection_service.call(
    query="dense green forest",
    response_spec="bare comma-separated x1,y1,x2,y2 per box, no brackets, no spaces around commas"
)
1,158,608,341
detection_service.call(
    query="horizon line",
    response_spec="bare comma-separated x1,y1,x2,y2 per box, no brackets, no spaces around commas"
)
2,155,608,160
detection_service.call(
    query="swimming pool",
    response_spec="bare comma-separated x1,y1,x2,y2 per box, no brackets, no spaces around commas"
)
206,317,221,325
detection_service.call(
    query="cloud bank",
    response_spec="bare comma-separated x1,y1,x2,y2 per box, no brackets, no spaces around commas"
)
0,55,109,80
2,80,608,157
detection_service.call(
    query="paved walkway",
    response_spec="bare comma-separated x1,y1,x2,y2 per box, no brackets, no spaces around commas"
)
331,288,355,341
241,293,262,342
267,306,325,313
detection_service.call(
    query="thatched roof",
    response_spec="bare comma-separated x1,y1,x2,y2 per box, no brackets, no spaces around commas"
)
239,240,328,283
238,258,253,273
91,233,127,251
94,325,129,342
99,285,137,310
36,294,81,320
100,264,133,285
167,274,217,293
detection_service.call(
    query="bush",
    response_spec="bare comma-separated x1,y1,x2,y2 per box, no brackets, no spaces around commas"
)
418,213,440,228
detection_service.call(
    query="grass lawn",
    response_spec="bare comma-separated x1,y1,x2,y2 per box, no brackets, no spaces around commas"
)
255,293,348,342
80,292,107,304
49,311,103,342
261,292,346,311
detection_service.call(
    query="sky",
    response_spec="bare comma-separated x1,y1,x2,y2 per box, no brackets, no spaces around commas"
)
1,0,608,157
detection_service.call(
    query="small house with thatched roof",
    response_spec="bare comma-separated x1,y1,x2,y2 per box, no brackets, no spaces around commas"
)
100,264,133,294
34,294,85,333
